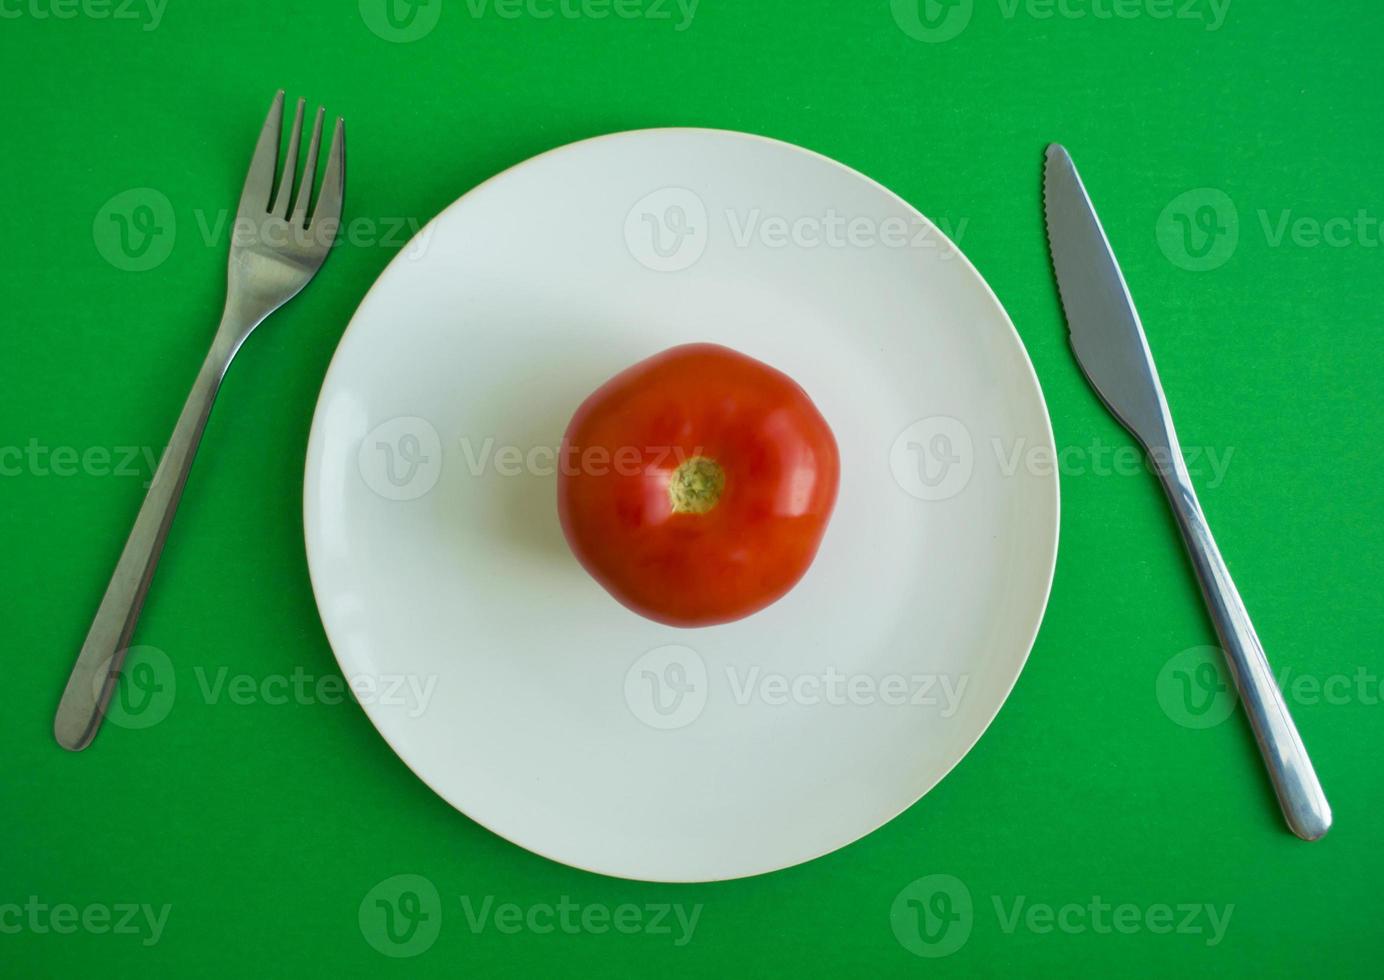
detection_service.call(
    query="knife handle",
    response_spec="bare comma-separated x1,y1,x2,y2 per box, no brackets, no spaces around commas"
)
1160,467,1332,840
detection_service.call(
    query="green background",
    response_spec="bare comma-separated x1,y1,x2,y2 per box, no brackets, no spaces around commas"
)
3,0,1381,975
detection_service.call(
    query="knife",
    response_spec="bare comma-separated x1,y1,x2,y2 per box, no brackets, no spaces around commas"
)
1042,144,1331,841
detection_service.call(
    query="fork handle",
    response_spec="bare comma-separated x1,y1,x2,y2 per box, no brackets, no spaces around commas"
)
54,331,237,751
1160,464,1332,840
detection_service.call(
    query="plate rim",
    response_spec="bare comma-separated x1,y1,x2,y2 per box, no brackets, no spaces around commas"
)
302,126,1061,882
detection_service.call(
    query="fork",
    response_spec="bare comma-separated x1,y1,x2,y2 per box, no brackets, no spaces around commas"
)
54,91,345,751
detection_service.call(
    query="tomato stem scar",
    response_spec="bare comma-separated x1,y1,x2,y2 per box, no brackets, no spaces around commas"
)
669,456,725,515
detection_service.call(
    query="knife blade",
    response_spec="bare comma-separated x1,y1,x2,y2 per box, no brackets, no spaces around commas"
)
1042,143,1332,841
1043,145,1176,458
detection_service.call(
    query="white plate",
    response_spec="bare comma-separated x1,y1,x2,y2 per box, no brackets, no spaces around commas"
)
304,129,1059,882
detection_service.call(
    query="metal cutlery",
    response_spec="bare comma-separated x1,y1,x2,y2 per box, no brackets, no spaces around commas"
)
54,91,345,751
1043,143,1331,841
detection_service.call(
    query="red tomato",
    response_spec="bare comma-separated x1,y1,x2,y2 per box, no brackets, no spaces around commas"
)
557,343,840,627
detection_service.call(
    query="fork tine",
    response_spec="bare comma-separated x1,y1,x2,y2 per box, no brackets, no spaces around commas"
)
290,107,326,226
270,97,306,218
238,90,284,217
310,117,345,230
